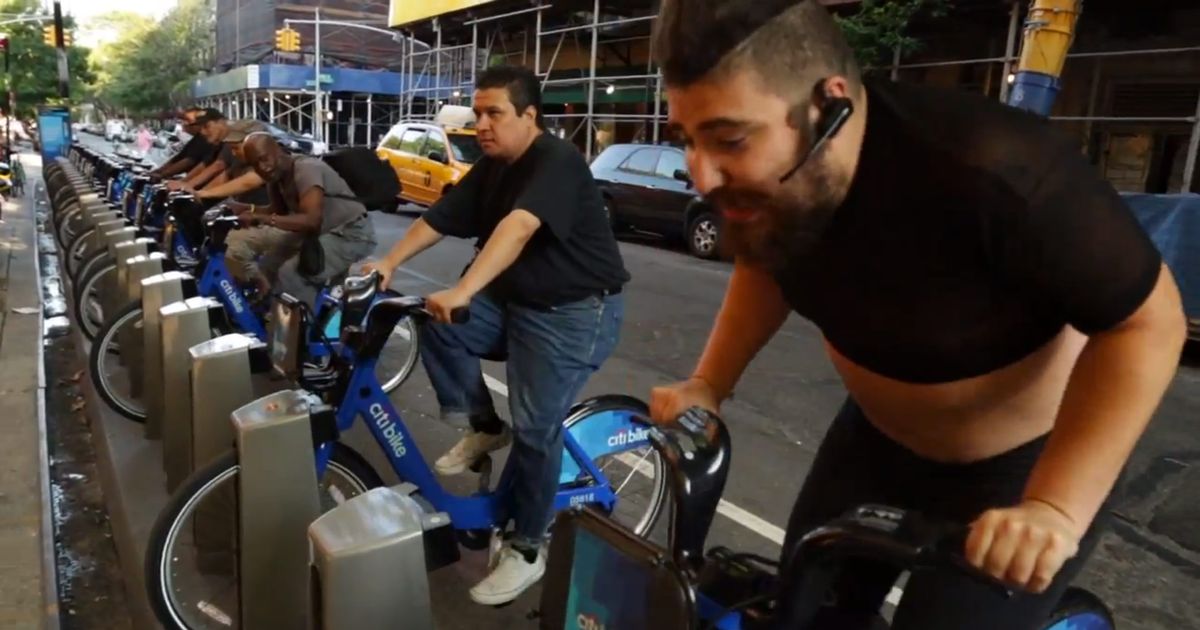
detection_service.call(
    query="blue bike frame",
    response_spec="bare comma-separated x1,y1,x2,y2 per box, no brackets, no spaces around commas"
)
311,355,654,531
195,250,267,339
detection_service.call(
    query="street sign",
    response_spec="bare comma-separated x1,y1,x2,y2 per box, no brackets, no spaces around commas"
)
304,73,333,87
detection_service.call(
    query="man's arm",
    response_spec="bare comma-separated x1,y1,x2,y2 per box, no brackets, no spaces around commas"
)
197,171,264,200
422,210,540,322
1024,265,1184,528
152,156,195,179
186,159,227,189
691,261,792,400
257,187,323,233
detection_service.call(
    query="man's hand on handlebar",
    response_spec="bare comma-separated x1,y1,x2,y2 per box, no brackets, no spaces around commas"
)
360,260,395,294
425,287,473,324
166,180,193,192
224,201,251,215
966,499,1083,594
650,377,721,425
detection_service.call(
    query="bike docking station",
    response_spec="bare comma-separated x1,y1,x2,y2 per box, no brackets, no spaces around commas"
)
116,252,167,398
308,485,441,630
189,333,268,473
160,297,223,492
232,388,324,630
141,271,193,440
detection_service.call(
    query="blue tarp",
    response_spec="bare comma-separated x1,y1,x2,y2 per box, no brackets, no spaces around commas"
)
1123,193,1200,318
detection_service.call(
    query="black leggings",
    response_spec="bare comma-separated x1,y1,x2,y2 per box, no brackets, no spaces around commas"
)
781,398,1106,630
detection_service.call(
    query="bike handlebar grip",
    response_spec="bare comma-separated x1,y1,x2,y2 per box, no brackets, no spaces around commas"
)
450,307,470,324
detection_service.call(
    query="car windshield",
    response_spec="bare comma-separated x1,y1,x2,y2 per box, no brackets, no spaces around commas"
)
447,133,483,164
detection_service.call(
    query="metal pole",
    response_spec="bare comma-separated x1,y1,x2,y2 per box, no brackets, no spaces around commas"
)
235,0,240,66
1182,92,1200,193
435,20,442,109
999,0,1020,103
652,71,662,144
535,10,542,75
269,90,275,122
366,94,372,146
472,22,478,92
585,0,598,159
891,46,901,81
53,1,68,98
314,7,322,142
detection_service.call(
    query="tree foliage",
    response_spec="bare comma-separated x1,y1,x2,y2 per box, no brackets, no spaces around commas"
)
0,0,95,118
835,0,951,69
89,0,211,116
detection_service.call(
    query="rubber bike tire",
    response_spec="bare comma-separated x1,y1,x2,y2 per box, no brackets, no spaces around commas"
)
73,259,116,341
145,445,383,630
1039,587,1116,629
74,248,112,291
88,300,147,422
55,205,85,248
64,225,101,278
564,395,669,538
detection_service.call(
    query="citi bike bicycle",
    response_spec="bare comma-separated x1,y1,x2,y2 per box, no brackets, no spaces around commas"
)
538,409,1118,630
144,274,671,629
87,206,419,421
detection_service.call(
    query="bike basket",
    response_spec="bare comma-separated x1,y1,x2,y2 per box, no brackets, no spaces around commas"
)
268,293,306,380
540,507,697,630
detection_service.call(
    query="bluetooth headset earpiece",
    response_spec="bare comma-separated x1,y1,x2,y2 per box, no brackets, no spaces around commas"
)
779,78,855,183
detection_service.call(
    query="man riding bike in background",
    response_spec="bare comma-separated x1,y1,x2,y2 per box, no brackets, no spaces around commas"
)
149,107,213,181
365,65,629,606
649,1,1185,629
241,132,377,307
165,109,237,193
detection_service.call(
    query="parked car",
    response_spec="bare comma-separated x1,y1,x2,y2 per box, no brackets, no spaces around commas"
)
375,118,481,208
590,143,720,259
104,119,127,142
260,122,327,156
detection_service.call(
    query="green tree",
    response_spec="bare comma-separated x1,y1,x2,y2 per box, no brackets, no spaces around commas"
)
835,0,950,69
0,0,95,118
88,0,212,116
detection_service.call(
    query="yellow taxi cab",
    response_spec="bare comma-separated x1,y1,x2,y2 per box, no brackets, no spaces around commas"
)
376,107,482,207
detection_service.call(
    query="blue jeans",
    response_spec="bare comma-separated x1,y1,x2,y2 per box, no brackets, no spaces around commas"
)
418,291,623,546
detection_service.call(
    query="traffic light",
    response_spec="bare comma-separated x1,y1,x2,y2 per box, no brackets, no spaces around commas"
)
41,25,72,47
275,28,300,53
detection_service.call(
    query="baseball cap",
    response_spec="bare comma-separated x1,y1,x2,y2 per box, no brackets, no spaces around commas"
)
194,108,226,124
223,120,268,143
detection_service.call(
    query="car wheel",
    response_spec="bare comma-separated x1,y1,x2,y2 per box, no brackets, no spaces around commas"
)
603,196,619,231
687,211,720,259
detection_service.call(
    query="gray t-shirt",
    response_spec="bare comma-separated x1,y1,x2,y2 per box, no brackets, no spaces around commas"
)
283,157,366,233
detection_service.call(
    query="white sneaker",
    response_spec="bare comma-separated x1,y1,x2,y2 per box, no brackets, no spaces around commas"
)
434,428,512,475
469,546,546,606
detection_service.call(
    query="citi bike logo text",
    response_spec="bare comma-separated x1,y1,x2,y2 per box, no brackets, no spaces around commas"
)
577,613,605,630
370,403,408,458
219,279,244,314
607,427,649,448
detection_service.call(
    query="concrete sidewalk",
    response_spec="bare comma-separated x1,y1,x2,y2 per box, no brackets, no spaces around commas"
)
0,153,56,629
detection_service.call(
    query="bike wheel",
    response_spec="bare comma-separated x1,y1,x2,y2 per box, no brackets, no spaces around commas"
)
1040,587,1116,630
563,396,669,538
145,445,382,630
376,315,419,394
55,206,84,248
73,260,115,341
64,226,97,278
88,300,147,422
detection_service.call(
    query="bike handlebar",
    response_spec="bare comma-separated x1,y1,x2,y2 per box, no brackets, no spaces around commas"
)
630,408,1013,625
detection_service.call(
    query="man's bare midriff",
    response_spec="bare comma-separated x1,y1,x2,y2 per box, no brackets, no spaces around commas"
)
826,326,1089,464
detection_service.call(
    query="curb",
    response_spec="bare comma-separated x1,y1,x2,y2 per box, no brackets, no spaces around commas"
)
30,161,62,630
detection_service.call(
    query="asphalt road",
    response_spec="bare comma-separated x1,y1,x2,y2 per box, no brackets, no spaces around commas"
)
369,207,1200,630
77,133,1200,628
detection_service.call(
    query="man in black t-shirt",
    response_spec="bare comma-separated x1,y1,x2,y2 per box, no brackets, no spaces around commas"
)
149,108,211,181
649,2,1185,629
366,65,628,606
166,109,234,193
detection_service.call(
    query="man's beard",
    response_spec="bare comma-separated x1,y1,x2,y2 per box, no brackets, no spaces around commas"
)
712,164,848,272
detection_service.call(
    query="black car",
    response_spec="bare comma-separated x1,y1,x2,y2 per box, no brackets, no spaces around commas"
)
590,143,720,259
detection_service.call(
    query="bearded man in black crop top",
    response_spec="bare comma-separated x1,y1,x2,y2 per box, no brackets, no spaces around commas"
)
649,1,1186,628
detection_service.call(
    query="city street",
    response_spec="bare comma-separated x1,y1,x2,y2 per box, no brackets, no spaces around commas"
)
366,208,1200,629
72,133,1200,628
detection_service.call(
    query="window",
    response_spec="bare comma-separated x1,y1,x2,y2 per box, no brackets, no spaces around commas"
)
379,132,404,151
421,131,447,158
448,133,483,164
398,128,428,154
655,149,687,180
619,148,660,174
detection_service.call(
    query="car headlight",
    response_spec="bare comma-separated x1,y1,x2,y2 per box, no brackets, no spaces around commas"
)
287,139,300,150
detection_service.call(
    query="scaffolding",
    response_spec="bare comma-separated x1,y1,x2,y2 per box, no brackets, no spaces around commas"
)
194,89,406,149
